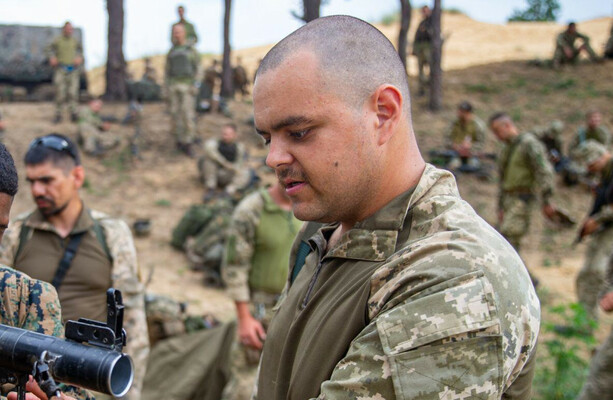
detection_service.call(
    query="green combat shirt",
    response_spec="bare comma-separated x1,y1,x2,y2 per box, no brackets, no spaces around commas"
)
78,107,104,131
446,116,486,150
255,164,541,400
47,35,82,66
171,19,198,45
498,132,555,207
556,30,591,50
0,266,93,400
222,188,302,302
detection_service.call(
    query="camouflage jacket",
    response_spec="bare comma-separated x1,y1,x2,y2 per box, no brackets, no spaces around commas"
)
570,125,612,150
0,208,149,400
204,139,246,171
498,132,555,208
222,188,302,303
46,35,83,67
0,265,93,400
556,30,591,49
255,164,541,400
78,107,103,130
446,116,486,151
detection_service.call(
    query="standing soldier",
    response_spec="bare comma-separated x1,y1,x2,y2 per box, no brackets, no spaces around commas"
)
232,57,249,99
170,5,198,46
552,22,600,68
605,22,613,59
572,141,613,322
0,134,149,400
47,21,83,123
165,24,201,157
198,59,220,112
490,112,558,284
220,181,303,400
412,6,433,96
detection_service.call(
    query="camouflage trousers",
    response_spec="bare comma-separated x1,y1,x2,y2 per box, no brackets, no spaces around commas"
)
576,227,613,321
577,325,613,400
198,158,251,195
221,292,277,400
413,42,431,94
552,42,599,66
78,124,120,155
168,82,196,145
54,68,80,115
500,193,535,253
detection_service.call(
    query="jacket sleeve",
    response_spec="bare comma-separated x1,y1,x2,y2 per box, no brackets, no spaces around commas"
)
523,137,555,205
103,218,150,400
222,192,263,302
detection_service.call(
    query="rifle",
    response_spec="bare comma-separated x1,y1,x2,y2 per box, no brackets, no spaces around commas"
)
0,289,134,400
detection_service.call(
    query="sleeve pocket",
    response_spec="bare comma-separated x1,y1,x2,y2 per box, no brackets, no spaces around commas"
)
387,336,503,399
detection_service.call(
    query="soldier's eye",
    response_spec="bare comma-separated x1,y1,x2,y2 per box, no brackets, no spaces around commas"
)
289,130,309,140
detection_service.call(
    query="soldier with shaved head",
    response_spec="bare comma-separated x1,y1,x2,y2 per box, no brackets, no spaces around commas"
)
252,15,540,400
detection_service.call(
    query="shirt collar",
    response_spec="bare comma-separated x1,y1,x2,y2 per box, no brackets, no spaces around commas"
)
26,203,94,236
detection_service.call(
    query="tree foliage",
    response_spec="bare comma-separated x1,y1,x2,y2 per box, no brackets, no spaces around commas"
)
508,0,561,22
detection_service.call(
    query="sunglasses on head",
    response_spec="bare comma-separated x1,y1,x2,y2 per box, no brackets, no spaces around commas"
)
28,136,78,160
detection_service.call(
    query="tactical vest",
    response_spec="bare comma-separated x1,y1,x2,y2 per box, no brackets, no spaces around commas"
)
248,191,301,295
218,141,238,162
168,46,195,78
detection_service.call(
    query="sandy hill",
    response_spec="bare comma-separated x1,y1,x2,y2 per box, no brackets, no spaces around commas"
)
87,12,613,95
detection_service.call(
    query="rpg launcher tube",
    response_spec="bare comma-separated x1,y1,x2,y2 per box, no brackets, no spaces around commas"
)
0,324,134,397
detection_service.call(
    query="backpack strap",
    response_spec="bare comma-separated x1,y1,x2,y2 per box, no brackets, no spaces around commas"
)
52,232,86,289
90,211,113,262
14,224,31,264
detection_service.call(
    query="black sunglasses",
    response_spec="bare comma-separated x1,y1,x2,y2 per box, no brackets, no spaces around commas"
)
28,136,78,160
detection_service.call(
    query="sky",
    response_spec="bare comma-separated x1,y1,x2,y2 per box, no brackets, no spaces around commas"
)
1,0,612,68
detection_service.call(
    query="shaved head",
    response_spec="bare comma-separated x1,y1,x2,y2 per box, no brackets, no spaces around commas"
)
256,15,411,117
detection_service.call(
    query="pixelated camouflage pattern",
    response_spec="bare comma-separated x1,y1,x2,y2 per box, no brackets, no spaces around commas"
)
0,265,93,400
498,132,554,209
255,164,540,400
0,208,149,400
499,194,535,252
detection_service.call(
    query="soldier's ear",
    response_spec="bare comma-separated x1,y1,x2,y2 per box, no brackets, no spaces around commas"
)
372,84,403,146
71,165,85,189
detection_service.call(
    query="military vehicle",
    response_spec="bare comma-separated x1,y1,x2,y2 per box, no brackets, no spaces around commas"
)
0,24,88,101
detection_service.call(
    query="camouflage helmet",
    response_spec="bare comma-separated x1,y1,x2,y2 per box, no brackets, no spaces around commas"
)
571,140,607,167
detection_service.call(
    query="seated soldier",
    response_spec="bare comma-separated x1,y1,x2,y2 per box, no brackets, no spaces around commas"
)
198,123,250,199
553,22,600,68
77,99,119,156
445,101,486,171
570,110,611,152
